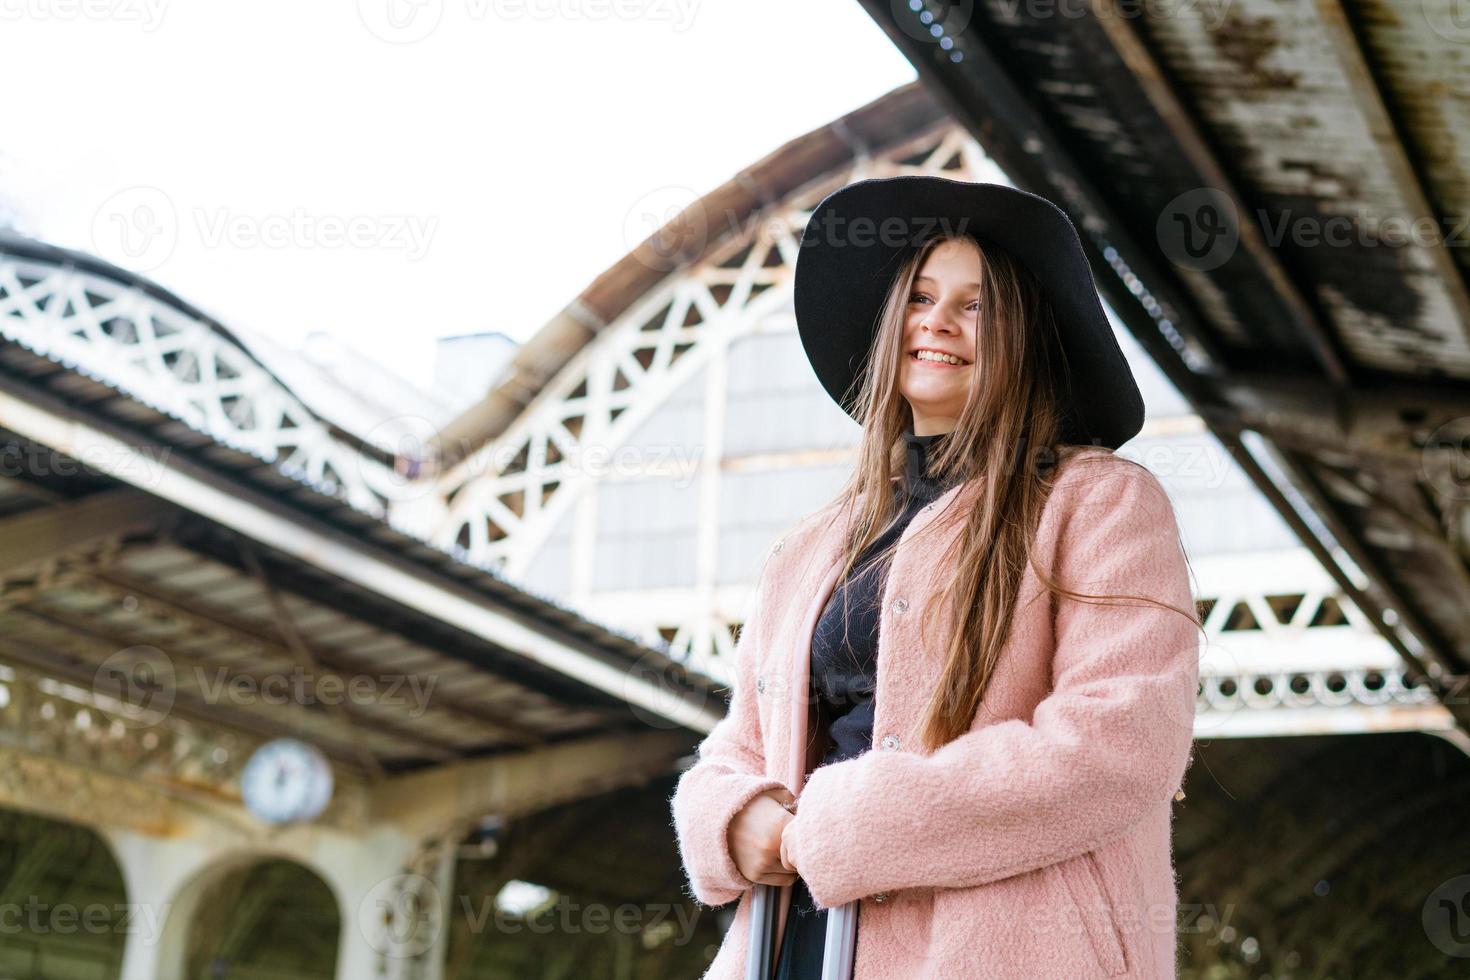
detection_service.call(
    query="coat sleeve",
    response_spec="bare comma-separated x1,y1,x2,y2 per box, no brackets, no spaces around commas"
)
780,463,1201,909
669,549,789,908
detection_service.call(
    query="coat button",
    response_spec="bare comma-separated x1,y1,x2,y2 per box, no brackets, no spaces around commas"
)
879,733,901,751
756,675,765,694
872,891,890,903
892,597,909,613
773,538,784,553
1174,787,1186,802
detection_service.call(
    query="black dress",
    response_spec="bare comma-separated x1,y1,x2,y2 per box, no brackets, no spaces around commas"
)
772,426,957,979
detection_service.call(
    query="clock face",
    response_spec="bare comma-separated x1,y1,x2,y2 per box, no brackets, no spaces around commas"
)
240,738,334,825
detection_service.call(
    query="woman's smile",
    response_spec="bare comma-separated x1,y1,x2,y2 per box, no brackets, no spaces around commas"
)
909,347,972,369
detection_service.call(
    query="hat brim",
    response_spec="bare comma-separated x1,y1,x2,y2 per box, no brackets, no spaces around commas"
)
792,175,1143,450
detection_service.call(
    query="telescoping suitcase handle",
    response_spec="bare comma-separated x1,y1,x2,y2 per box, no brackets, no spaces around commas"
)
744,883,780,980
744,883,858,980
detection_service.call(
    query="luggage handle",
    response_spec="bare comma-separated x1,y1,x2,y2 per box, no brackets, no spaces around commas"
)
744,884,857,980
744,883,780,980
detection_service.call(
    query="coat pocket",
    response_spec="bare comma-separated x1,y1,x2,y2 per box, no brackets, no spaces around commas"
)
1055,850,1128,976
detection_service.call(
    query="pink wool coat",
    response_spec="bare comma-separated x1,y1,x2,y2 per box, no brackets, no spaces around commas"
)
670,447,1201,979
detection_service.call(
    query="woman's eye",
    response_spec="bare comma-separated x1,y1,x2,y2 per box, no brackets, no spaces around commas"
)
909,292,979,311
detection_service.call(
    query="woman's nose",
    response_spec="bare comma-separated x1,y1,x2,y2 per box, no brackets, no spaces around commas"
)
922,307,962,333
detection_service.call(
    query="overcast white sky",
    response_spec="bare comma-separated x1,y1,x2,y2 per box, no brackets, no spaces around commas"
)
0,0,916,389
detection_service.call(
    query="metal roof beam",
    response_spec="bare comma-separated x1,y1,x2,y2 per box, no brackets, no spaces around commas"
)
1310,0,1470,352
371,728,695,840
0,487,175,578
0,383,723,734
1084,0,1353,386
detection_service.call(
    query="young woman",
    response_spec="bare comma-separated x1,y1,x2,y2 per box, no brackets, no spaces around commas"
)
671,175,1205,979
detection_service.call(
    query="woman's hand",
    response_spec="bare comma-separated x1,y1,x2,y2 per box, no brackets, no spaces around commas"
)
779,810,800,874
728,787,798,887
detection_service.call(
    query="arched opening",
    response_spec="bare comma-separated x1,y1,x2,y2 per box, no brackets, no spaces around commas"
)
0,808,129,979
182,858,341,980
1178,732,1470,977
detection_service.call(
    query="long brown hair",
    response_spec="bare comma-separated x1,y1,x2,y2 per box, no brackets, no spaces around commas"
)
822,232,1204,754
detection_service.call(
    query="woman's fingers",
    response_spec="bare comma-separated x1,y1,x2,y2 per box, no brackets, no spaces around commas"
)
752,869,797,887
729,792,797,885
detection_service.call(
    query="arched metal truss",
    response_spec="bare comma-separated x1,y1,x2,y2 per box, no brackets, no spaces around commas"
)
0,236,407,519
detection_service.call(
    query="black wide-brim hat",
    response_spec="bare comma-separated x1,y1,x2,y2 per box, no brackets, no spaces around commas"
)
792,175,1144,450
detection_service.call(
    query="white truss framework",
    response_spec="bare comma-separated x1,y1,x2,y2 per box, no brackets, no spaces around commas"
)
0,248,407,518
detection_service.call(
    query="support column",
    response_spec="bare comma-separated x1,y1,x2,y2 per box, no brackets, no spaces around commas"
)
104,830,224,980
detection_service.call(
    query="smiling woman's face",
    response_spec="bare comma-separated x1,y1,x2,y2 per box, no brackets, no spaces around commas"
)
898,237,981,435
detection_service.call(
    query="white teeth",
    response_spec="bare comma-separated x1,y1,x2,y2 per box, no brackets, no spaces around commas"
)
914,349,966,365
